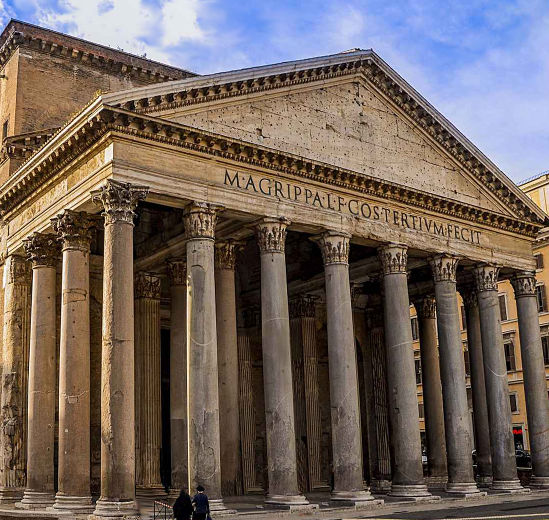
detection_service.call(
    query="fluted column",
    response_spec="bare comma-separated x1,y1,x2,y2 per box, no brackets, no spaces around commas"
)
378,244,431,499
167,259,188,491
430,255,480,496
256,218,310,508
414,296,447,480
91,180,148,518
185,202,229,511
0,254,31,502
19,235,58,508
135,272,162,489
511,271,549,488
474,264,521,492
51,211,94,512
460,287,492,486
315,231,375,505
215,240,242,496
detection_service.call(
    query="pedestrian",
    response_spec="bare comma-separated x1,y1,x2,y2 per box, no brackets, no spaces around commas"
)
192,485,211,520
173,488,193,520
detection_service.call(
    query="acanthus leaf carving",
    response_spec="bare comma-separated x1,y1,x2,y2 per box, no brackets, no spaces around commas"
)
51,210,93,251
378,244,408,275
255,217,290,254
215,240,244,270
91,179,149,225
473,264,500,292
511,270,537,298
314,231,351,266
134,272,161,300
429,255,459,283
184,202,223,239
167,258,187,286
23,232,59,267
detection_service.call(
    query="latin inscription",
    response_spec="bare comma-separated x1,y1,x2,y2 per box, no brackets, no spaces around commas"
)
224,170,481,244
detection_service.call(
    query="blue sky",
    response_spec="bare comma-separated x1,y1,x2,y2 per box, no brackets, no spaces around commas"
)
1,0,547,183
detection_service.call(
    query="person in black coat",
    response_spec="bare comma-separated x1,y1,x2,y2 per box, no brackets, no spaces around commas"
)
173,488,193,520
191,485,210,520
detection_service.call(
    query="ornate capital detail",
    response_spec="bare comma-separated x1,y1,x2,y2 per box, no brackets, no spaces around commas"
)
289,295,317,318
184,202,223,240
215,240,244,270
511,270,537,298
314,231,351,266
459,285,478,308
473,264,500,292
255,217,290,254
5,254,31,285
91,179,149,225
414,296,437,320
23,232,59,267
135,272,161,299
167,258,187,286
378,244,408,275
51,210,93,251
429,255,459,283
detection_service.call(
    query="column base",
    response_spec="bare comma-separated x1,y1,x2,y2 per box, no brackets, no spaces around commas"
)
476,475,493,488
425,476,448,490
445,482,486,498
529,476,549,490
490,479,529,493
53,493,94,512
265,494,317,511
388,484,437,501
90,498,139,518
330,490,383,508
18,490,55,509
0,486,24,503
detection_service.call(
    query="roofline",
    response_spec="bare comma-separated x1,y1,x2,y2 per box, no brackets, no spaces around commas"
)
519,170,549,187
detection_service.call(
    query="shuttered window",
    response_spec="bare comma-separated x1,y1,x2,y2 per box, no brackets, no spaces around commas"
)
499,294,508,321
536,284,547,313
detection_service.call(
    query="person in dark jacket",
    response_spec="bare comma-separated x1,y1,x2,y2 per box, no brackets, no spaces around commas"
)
173,488,193,520
191,485,210,520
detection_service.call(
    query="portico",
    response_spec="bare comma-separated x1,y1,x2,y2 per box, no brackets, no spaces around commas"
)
0,49,547,518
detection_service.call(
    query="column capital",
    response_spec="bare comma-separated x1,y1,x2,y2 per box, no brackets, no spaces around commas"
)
459,285,478,308
313,231,351,266
91,179,149,225
289,295,318,318
378,243,408,275
23,232,59,268
255,217,290,254
184,202,223,240
429,254,460,283
414,295,437,320
51,210,93,251
135,272,161,300
5,253,31,285
473,264,500,292
167,258,187,286
215,240,244,270
510,270,537,298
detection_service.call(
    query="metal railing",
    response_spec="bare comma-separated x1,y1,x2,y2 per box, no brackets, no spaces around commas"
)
153,500,174,520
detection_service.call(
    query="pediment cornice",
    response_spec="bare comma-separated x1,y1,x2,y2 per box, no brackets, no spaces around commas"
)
0,105,540,239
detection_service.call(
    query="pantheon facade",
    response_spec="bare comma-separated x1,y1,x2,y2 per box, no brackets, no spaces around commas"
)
0,21,549,519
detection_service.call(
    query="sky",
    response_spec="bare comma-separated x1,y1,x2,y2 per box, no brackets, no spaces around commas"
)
0,0,547,183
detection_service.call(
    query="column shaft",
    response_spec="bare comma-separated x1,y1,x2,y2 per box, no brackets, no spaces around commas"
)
415,297,447,479
430,256,479,495
379,244,430,499
474,265,521,491
512,272,549,487
20,234,59,508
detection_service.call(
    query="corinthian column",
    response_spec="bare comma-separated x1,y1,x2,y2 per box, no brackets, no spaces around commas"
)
378,244,431,499
256,218,310,509
91,180,148,518
511,271,549,488
134,272,162,490
430,255,480,496
185,203,229,512
215,240,243,496
19,234,58,508
0,254,30,502
315,231,375,505
460,286,492,486
167,259,187,491
50,210,94,512
474,265,521,492
413,296,447,480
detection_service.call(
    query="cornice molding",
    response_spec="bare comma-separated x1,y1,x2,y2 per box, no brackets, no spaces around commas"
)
0,106,541,240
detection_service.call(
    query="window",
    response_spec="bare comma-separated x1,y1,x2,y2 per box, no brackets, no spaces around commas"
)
536,284,547,313
411,317,419,341
415,358,422,385
509,394,519,413
499,294,508,321
1,118,8,141
461,305,467,330
535,253,544,270
463,348,471,376
542,335,549,366
504,340,516,371
418,403,424,419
